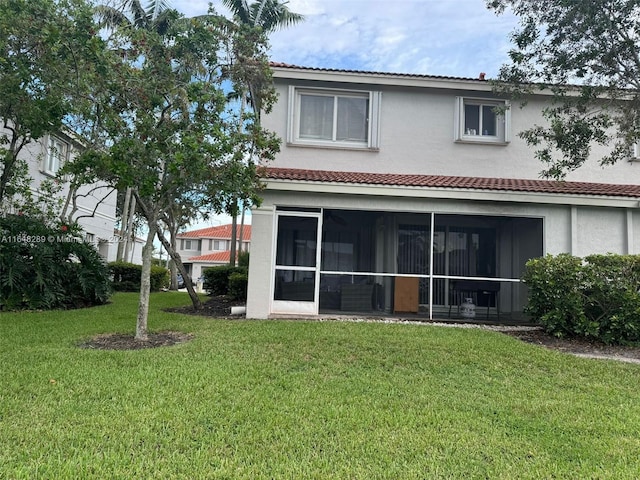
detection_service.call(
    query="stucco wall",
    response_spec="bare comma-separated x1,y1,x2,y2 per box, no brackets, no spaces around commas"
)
263,81,639,186
246,208,276,319
4,132,119,261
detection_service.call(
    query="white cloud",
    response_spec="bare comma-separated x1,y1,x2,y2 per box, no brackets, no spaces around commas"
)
170,0,519,77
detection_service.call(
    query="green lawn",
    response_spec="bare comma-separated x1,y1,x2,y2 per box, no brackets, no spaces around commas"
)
2,292,640,479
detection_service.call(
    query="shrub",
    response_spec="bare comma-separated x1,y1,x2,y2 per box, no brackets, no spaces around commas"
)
238,250,250,268
109,261,169,292
524,253,640,344
524,254,586,338
228,271,248,301
0,214,112,310
581,254,640,344
203,264,247,296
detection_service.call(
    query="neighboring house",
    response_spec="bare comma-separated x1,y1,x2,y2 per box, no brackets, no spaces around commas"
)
176,224,251,280
246,63,640,321
3,129,118,261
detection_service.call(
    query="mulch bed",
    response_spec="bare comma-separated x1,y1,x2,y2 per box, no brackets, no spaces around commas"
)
78,331,194,350
165,295,246,319
501,328,640,361
78,296,242,350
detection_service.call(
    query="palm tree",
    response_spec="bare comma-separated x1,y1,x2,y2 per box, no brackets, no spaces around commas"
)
221,0,304,32
96,0,174,33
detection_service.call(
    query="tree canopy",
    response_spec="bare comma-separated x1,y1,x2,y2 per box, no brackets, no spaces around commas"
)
0,0,105,207
79,6,279,338
488,0,640,179
0,0,282,337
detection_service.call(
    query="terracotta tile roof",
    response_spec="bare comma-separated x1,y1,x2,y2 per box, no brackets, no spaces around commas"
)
269,62,488,82
188,251,235,263
264,167,640,199
178,224,251,240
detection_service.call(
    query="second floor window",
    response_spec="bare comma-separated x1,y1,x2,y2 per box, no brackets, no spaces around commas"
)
182,239,201,251
289,87,381,149
455,97,511,144
45,136,67,175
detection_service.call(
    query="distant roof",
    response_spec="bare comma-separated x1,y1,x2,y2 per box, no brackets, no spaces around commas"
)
269,62,489,83
264,167,640,199
188,251,237,263
178,224,251,240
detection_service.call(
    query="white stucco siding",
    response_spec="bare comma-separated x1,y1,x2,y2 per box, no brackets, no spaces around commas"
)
246,208,276,319
542,206,572,255
3,131,119,261
265,82,640,186
573,207,627,257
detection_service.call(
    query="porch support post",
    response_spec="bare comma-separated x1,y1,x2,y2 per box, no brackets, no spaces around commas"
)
627,209,634,254
429,212,435,320
570,206,578,255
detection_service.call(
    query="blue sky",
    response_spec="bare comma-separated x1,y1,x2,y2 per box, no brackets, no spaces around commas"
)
171,0,520,79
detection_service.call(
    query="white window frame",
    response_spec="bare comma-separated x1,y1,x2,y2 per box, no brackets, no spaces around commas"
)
454,97,511,145
288,86,381,150
44,135,68,175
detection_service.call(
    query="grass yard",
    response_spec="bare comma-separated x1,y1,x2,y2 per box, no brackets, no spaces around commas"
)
2,292,640,479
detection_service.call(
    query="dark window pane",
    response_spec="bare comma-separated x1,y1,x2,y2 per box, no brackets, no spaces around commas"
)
482,105,497,136
464,104,480,135
276,216,318,267
274,270,315,301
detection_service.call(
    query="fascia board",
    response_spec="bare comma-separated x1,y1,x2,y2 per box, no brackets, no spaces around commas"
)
264,179,640,209
271,68,629,100
271,67,495,92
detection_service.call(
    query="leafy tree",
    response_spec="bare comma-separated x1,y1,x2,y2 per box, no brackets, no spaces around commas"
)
221,0,303,264
96,1,175,261
74,8,279,339
488,0,640,179
0,0,105,208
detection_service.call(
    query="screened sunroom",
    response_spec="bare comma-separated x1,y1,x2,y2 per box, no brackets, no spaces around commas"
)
271,208,543,322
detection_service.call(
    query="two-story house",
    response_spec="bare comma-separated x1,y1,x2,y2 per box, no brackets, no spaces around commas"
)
246,63,640,321
4,129,119,261
177,224,251,280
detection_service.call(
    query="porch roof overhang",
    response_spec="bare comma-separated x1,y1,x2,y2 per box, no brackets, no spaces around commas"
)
262,167,640,209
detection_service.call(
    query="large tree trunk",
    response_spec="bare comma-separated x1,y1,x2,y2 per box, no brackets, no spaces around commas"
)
136,220,156,341
155,227,203,309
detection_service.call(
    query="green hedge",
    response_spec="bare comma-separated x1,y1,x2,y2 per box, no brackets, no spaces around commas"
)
0,214,112,310
524,253,640,344
228,271,248,301
202,264,247,298
108,261,169,292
